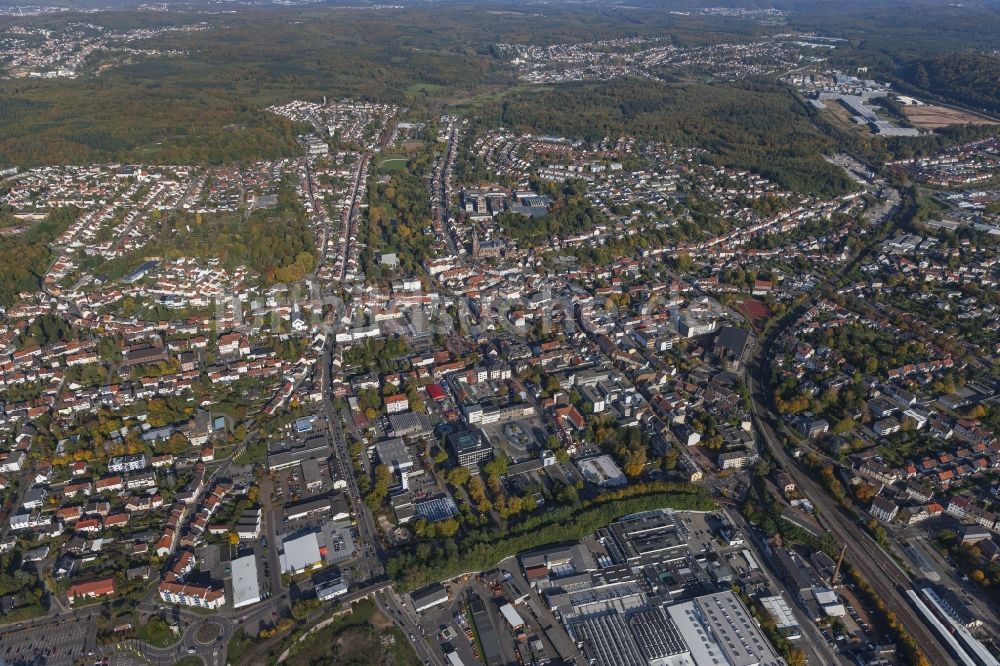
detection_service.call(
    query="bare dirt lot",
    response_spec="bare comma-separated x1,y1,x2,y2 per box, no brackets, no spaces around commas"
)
903,105,998,129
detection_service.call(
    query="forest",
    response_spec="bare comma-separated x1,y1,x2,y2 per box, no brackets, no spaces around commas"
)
0,207,78,307
782,0,1000,55
1,2,999,171
0,3,712,168
896,54,1000,117
0,9,495,167
93,178,312,284
361,150,436,281
486,80,856,197
0,78,305,168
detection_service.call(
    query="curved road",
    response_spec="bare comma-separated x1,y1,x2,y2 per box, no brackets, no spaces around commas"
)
740,176,958,666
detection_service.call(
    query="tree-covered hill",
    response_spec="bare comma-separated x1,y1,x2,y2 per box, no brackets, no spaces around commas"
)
897,53,1000,116
489,79,856,196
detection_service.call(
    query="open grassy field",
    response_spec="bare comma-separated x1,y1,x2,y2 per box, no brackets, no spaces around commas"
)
902,105,998,129
405,81,448,96
377,155,410,174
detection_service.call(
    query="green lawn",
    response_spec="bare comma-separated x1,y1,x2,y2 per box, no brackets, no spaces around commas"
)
234,438,267,465
449,83,550,112
405,82,447,96
135,616,177,648
377,156,409,174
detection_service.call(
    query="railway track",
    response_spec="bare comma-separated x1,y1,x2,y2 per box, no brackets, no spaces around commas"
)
752,383,956,666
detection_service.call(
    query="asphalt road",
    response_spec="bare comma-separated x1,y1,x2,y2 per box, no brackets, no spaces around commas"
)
0,602,235,666
319,341,385,580
375,588,445,666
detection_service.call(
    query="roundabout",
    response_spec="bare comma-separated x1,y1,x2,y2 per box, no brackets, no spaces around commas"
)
195,622,223,645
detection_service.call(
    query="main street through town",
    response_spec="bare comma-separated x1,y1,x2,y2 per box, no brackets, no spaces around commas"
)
320,341,386,580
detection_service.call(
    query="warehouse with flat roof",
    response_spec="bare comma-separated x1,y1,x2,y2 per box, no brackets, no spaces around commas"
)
300,458,324,491
668,591,786,666
231,555,262,609
279,532,322,574
267,437,332,470
759,595,802,639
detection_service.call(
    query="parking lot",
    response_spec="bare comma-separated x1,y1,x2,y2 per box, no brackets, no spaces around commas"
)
270,459,337,509
0,616,91,665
